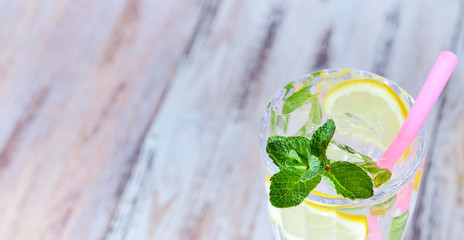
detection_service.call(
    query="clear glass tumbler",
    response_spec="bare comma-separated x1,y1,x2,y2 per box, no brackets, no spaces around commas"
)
259,69,426,240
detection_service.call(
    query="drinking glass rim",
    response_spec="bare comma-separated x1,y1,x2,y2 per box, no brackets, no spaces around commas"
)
259,69,427,207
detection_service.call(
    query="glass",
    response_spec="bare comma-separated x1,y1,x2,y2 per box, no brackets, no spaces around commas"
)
259,69,426,240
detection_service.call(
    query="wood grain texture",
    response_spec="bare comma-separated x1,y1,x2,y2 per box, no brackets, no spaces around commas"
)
411,3,464,239
1,0,464,239
0,0,203,239
108,0,464,239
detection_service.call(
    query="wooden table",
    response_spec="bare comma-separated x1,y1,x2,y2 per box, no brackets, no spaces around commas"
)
1,0,463,239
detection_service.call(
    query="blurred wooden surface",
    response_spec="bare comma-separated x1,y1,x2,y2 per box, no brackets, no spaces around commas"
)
1,0,463,239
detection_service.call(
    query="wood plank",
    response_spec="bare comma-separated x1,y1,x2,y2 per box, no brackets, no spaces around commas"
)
106,0,279,238
0,0,203,239
108,0,462,239
411,3,464,240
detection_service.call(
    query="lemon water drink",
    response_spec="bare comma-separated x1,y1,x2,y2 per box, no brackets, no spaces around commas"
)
259,69,426,240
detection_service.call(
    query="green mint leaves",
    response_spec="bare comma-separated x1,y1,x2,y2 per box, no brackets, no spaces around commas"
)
266,119,391,208
266,120,334,208
270,172,322,207
282,86,317,114
332,141,392,187
308,118,335,167
296,99,322,137
389,211,409,240
323,161,373,199
267,136,309,172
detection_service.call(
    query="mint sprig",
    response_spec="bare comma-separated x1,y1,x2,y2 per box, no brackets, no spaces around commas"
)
266,119,389,208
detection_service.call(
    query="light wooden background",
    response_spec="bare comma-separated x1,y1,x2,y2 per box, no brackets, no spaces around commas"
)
1,0,464,239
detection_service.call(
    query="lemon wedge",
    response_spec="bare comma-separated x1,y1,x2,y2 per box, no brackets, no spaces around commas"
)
322,79,407,151
266,181,368,240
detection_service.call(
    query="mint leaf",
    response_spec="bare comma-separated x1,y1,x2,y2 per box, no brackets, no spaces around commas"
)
283,81,295,98
389,211,409,240
282,86,317,114
270,171,321,208
310,99,322,125
270,109,277,136
333,141,357,154
333,141,391,187
296,99,322,136
286,136,312,167
312,70,322,77
266,137,307,172
268,135,287,143
267,136,322,174
300,155,320,181
278,114,290,134
323,161,374,200
296,121,310,137
354,155,392,187
302,75,315,84
309,119,335,167
287,136,310,155
266,136,322,174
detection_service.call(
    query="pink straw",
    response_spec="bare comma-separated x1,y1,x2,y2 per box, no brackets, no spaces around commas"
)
377,51,458,170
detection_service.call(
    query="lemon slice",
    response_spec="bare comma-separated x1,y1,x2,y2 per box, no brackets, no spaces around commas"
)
266,181,368,240
413,168,422,191
323,79,407,151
